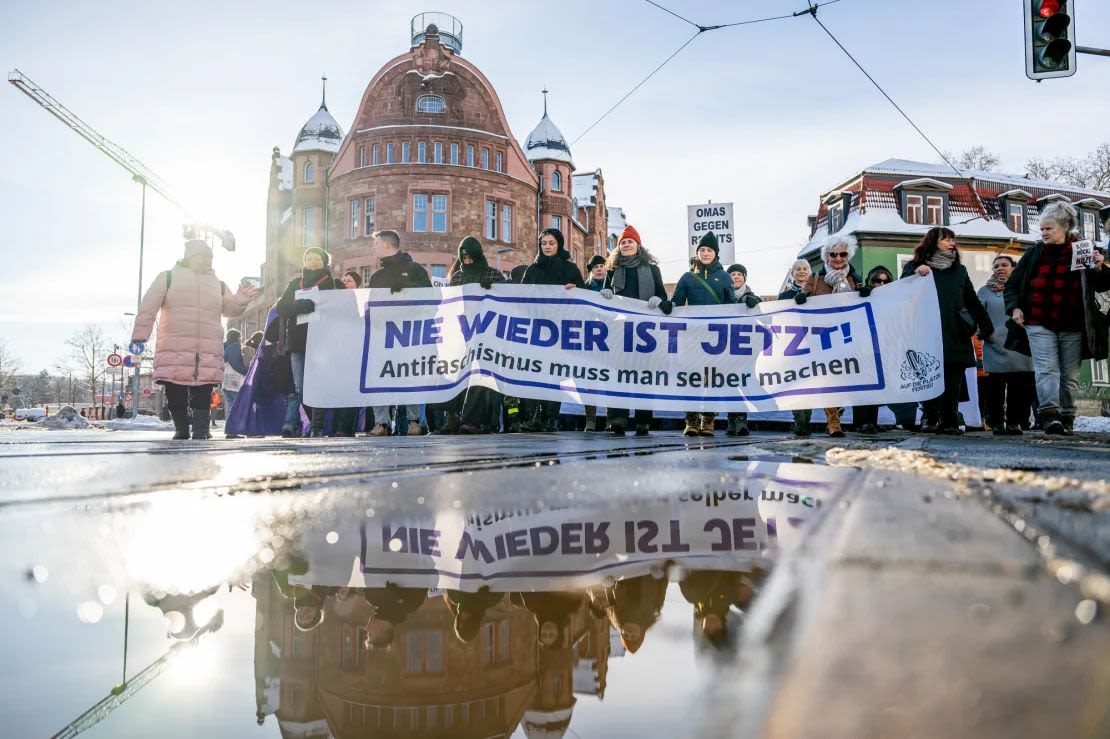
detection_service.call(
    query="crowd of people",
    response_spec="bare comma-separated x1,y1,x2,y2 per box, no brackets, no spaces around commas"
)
131,200,1110,440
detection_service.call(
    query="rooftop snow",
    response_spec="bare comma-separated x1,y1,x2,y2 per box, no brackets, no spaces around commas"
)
865,158,1110,200
607,206,628,237
572,171,599,209
524,113,574,167
292,105,344,154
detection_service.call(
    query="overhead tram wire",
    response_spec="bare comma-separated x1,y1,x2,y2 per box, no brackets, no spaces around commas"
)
802,3,966,179
571,0,845,145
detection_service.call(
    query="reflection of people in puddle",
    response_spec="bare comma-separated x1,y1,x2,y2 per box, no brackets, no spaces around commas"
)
445,586,504,643
511,591,585,649
589,573,668,653
679,568,764,646
363,583,427,648
142,584,220,640
268,556,326,632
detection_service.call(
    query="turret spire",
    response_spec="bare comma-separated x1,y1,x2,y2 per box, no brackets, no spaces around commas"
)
542,86,548,117
320,74,328,110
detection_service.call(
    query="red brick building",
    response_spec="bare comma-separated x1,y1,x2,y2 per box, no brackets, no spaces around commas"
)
241,13,620,334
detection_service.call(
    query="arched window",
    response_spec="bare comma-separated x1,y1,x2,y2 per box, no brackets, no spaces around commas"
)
552,170,562,192
415,94,446,114
304,160,315,184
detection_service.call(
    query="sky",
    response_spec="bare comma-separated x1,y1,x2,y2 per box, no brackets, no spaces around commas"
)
2,0,1109,373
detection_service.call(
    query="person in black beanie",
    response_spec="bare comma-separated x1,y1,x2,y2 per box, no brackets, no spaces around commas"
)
582,254,609,430
275,246,339,437
671,231,734,436
442,236,506,434
520,228,584,432
727,261,762,435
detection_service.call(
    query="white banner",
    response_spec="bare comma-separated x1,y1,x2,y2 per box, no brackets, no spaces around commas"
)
688,202,735,263
301,275,944,412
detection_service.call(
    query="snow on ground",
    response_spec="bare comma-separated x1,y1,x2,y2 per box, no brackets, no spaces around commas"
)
1075,416,1110,434
101,416,174,431
40,407,95,430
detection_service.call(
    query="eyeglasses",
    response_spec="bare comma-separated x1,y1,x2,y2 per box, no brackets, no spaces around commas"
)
829,252,849,258
873,279,891,285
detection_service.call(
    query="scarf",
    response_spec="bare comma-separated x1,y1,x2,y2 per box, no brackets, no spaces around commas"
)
300,267,331,289
926,249,957,271
531,252,568,285
459,256,489,285
984,274,1006,293
612,252,655,300
823,266,853,293
734,283,754,301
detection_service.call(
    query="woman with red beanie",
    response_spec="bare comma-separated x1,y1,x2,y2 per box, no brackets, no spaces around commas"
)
600,225,669,436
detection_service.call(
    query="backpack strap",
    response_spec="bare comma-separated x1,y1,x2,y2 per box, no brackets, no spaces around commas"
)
691,273,722,304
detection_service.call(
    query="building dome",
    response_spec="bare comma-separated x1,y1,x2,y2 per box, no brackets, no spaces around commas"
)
293,103,344,155
525,113,574,169
521,707,574,739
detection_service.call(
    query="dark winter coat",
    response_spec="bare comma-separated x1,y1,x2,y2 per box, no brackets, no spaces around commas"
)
778,285,806,301
275,269,340,354
671,261,735,306
522,253,585,287
604,263,667,302
368,251,432,291
1003,241,1110,360
449,265,504,287
901,259,993,368
223,339,248,375
585,277,606,292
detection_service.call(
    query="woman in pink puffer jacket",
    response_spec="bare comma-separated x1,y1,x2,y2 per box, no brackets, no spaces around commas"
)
132,240,258,440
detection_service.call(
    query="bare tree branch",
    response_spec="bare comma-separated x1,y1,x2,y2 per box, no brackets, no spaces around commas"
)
62,325,110,405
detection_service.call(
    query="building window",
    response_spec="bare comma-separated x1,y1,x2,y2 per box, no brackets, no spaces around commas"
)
302,208,314,245
1008,203,1025,233
434,141,443,164
431,194,447,232
495,151,503,173
925,196,944,226
417,141,427,163
827,204,842,233
402,141,411,163
386,142,395,164
485,200,497,240
415,94,446,113
413,194,428,233
552,170,562,192
551,215,562,231
364,196,375,236
1082,210,1097,240
358,146,367,167
361,266,372,286
467,145,475,167
430,264,447,280
341,624,366,669
450,143,459,165
1093,358,1109,386
350,199,360,239
372,143,380,165
481,147,489,170
304,160,315,183
405,630,444,674
501,203,512,243
905,194,923,225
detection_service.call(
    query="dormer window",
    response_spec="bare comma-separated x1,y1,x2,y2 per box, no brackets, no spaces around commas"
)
822,190,852,233
1007,203,1025,232
1074,199,1103,241
894,178,952,226
998,190,1032,234
828,204,843,232
415,94,446,114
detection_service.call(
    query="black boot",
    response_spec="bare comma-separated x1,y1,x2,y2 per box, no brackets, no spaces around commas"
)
191,408,212,440
170,407,190,440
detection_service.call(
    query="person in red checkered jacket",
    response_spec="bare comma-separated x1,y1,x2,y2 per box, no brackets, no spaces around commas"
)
1004,201,1110,435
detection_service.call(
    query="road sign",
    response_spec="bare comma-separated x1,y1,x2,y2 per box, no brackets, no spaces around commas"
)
107,353,123,367
687,202,735,263
122,355,139,368
128,341,145,355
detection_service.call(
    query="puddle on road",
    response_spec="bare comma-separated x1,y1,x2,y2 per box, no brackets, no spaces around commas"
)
2,461,855,738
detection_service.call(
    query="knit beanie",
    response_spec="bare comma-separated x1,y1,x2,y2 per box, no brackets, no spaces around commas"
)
696,231,719,256
586,255,606,270
303,246,330,267
183,239,213,259
458,236,484,260
617,225,642,245
726,263,747,278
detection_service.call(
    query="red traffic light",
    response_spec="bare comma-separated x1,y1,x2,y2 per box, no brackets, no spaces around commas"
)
1038,0,1061,18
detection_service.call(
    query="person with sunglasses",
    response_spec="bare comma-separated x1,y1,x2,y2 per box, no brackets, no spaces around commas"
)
793,235,864,437
903,227,993,434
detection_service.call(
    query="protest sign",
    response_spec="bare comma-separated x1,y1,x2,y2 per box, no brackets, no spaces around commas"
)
687,202,735,263
301,275,943,412
1071,239,1095,271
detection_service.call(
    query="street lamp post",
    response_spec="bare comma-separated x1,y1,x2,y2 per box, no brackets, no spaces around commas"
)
132,176,146,419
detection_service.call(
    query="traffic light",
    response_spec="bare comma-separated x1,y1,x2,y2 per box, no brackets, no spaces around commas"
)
1025,0,1076,80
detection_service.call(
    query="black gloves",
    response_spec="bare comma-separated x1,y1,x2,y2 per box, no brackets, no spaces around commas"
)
389,278,406,294
793,293,807,305
659,299,673,315
858,286,872,298
743,294,761,308
292,298,315,314
479,276,492,290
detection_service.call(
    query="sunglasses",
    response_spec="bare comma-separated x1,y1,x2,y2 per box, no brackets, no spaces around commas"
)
829,252,849,258
872,278,891,285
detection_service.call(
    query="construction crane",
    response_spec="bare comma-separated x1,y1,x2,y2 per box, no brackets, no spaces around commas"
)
50,610,225,739
9,68,235,416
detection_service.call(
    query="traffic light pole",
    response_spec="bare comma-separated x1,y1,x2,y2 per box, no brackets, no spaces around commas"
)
1077,46,1110,57
132,177,146,419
